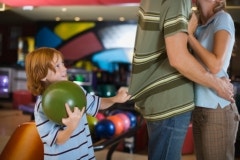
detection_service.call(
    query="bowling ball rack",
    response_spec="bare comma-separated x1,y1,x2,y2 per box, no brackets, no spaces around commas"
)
93,127,139,160
18,99,144,160
93,102,144,160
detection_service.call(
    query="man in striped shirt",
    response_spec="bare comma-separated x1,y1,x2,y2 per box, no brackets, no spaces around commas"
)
128,0,234,159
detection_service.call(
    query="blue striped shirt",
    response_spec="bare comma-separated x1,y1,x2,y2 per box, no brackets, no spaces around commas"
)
34,86,100,160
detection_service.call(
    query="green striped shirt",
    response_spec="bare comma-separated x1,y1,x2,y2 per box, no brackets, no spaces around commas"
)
128,0,194,121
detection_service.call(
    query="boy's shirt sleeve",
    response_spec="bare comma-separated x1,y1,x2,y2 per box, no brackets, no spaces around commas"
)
34,97,62,146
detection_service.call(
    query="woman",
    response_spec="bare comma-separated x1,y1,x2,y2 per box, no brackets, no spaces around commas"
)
188,0,240,160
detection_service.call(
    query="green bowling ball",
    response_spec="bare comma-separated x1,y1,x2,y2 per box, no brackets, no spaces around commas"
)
42,81,86,125
87,115,98,135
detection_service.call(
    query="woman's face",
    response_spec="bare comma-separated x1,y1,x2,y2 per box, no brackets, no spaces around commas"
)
44,53,68,83
195,0,206,8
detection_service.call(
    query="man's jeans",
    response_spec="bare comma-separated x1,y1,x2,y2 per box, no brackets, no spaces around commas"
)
146,111,192,160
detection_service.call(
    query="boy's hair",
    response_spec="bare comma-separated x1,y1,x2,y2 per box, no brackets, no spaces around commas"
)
25,47,64,96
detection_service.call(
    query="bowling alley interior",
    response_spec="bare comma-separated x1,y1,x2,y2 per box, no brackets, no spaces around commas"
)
0,0,240,159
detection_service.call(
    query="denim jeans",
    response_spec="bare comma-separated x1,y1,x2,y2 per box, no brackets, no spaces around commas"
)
146,111,192,160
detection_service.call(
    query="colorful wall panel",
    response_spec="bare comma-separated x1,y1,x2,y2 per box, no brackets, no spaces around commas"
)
54,22,95,40
35,21,137,72
36,27,62,48
59,32,103,60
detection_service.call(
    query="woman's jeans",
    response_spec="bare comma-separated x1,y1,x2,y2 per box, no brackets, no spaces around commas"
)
146,111,192,160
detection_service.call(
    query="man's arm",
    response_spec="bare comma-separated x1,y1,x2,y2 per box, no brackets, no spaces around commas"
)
165,32,234,102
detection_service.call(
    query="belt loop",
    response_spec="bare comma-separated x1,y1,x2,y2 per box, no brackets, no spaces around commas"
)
232,103,236,111
235,112,240,121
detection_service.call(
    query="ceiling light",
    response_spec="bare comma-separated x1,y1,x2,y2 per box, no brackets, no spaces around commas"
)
97,17,103,21
119,17,125,21
74,17,80,21
0,3,6,11
22,6,34,11
118,3,139,6
62,8,67,12
55,17,61,21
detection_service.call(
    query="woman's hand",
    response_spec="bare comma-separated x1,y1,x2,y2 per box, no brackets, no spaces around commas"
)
188,12,199,36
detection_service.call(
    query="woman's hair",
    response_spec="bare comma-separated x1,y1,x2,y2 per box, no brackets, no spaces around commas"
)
213,0,226,13
233,22,240,55
25,47,64,96
196,0,226,20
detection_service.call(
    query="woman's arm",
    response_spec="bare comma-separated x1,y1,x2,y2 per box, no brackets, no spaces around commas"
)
188,12,231,74
188,30,231,74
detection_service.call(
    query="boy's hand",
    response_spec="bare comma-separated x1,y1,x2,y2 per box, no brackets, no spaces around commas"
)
55,104,85,144
62,103,85,130
115,87,131,103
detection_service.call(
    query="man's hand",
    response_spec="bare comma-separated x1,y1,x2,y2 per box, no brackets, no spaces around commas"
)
215,77,235,103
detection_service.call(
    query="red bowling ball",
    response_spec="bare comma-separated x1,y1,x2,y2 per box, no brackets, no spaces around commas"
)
115,113,131,132
96,112,105,121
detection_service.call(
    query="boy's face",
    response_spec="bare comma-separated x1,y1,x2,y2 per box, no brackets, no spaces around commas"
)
43,54,68,83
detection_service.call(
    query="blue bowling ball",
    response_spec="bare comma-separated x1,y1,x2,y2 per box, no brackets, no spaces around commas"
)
125,112,137,128
95,119,115,139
